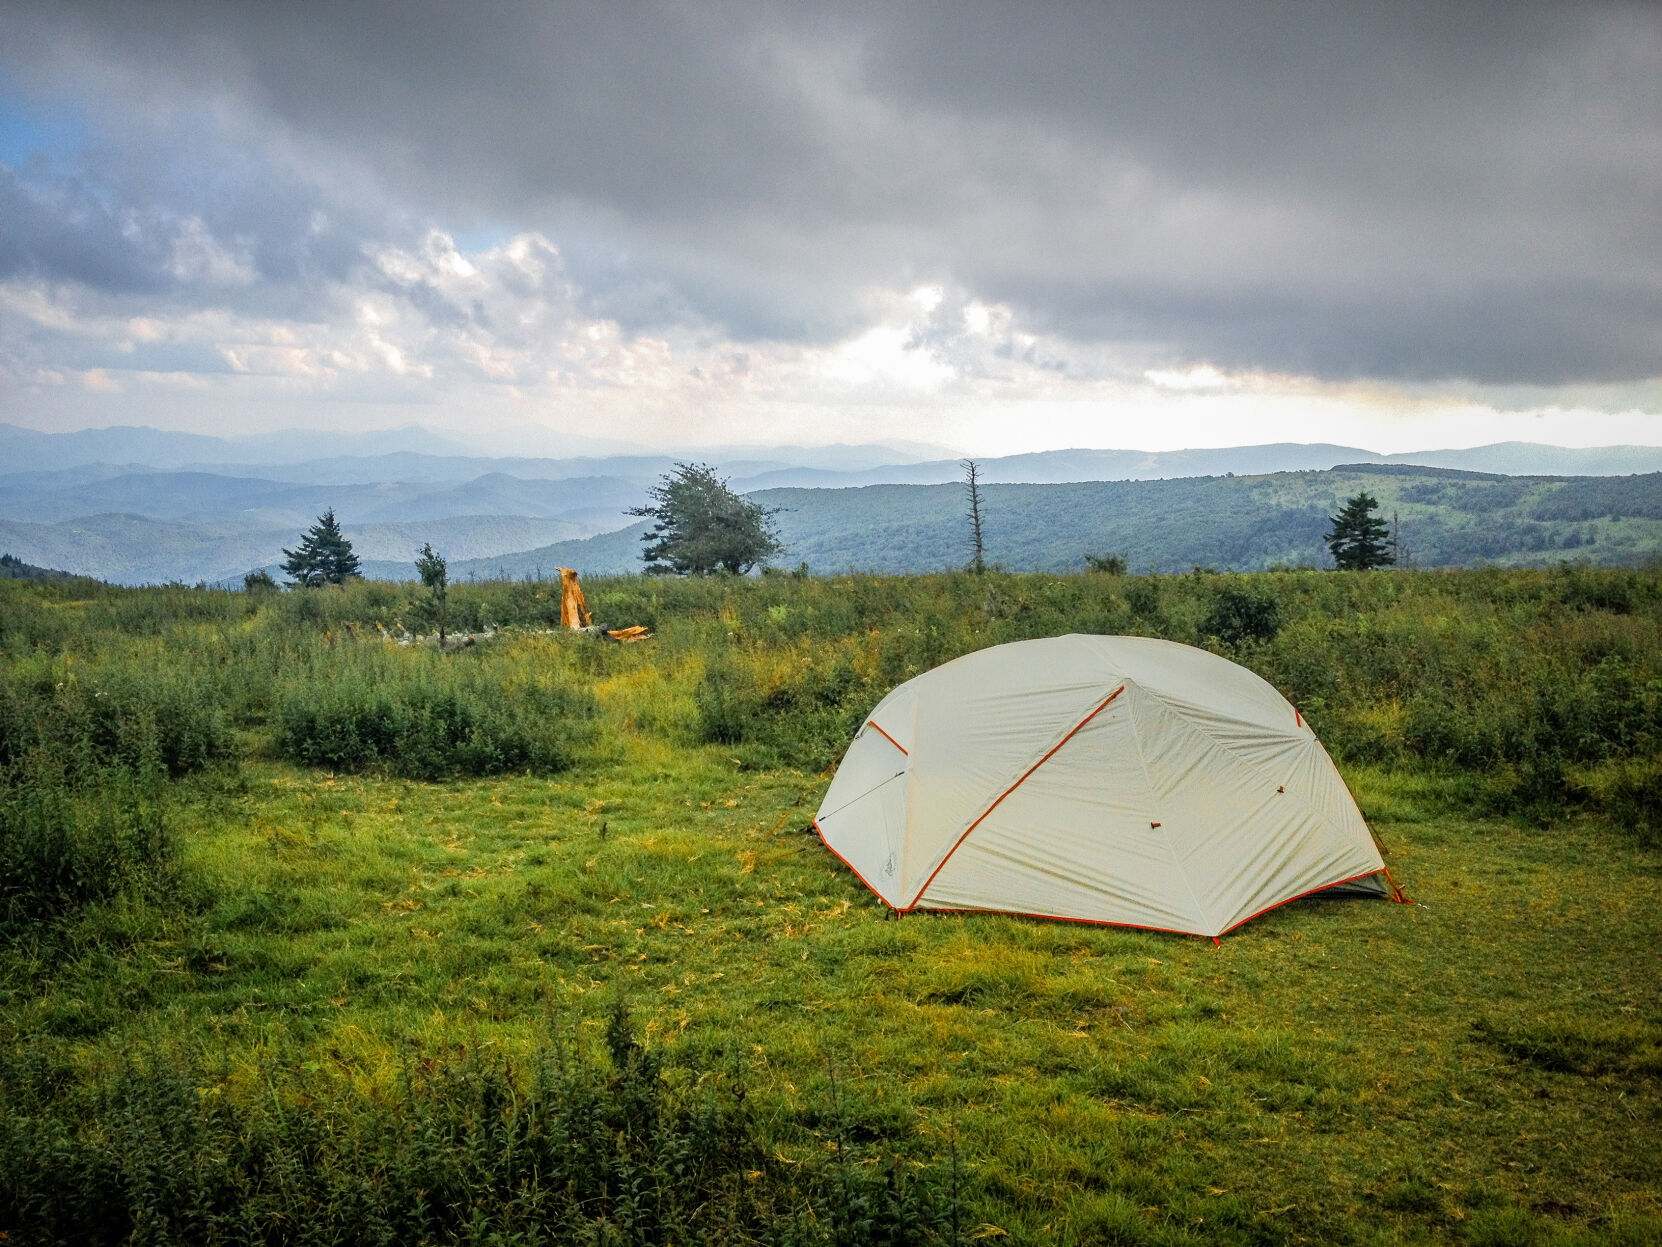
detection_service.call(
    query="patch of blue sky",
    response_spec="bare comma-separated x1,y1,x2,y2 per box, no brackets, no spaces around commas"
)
448,221,515,253
0,89,87,172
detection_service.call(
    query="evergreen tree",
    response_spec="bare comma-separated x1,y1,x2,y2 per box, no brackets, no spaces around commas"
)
628,463,784,575
415,542,448,643
281,509,362,586
1325,491,1395,570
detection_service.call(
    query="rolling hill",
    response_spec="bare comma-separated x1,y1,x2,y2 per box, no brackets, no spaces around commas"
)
0,514,590,586
0,552,84,582
5,426,1662,583
448,466,1662,581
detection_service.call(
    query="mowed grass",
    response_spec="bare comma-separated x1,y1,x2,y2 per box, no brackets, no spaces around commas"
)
6,751,1657,1243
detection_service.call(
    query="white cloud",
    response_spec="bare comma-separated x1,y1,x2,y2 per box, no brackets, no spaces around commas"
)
3,218,1659,454
167,217,256,286
1145,364,1231,391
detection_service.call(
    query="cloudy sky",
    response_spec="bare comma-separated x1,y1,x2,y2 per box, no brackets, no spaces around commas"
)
1,1,1658,455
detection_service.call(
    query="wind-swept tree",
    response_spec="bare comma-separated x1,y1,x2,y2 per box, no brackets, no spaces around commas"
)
629,463,784,575
281,509,362,587
1325,492,1395,570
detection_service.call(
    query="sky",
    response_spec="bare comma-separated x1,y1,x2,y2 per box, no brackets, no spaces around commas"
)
1,1,1659,457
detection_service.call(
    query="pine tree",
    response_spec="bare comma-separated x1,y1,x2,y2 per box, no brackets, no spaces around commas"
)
415,542,448,643
281,509,362,586
1325,492,1395,570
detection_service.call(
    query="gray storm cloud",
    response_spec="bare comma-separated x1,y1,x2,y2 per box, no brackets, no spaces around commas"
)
1,0,1658,387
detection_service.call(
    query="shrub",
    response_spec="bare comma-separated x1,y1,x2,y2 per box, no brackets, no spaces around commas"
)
1201,585,1282,647
696,649,871,769
1551,565,1644,614
0,659,232,782
276,683,589,779
1123,576,1163,621
1598,761,1662,849
275,644,596,780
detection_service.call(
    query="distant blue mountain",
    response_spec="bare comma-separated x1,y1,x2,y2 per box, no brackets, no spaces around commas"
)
0,512,587,586
727,442,1662,490
13,420,1661,482
5,426,1662,583
0,422,474,470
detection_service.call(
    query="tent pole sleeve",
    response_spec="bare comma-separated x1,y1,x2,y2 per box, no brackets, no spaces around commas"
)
864,720,909,755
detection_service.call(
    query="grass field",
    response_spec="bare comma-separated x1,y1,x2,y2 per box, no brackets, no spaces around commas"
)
2,568,1659,1244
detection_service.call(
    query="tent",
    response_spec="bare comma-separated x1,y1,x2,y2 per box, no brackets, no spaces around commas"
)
813,634,1404,939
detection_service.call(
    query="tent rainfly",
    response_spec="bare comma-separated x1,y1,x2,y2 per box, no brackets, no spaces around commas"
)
813,635,1405,940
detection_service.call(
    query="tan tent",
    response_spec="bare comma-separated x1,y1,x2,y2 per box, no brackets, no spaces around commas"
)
814,635,1403,939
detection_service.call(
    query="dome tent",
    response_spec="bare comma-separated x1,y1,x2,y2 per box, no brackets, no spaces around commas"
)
813,635,1403,940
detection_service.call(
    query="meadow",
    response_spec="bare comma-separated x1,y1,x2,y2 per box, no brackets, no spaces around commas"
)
1,566,1658,1245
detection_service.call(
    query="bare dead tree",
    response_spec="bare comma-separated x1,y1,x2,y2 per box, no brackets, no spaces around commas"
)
963,458,986,574
1391,510,1413,568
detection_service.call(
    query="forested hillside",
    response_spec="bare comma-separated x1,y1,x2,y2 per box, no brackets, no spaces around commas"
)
0,553,81,582
455,466,1662,579
7,441,1661,583
755,467,1662,573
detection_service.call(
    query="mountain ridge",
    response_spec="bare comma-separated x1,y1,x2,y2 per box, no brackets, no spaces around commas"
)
6,430,1662,583
441,468,1662,584
8,422,1662,481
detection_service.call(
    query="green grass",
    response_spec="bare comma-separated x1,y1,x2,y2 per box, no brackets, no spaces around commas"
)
5,752,1656,1243
1,569,1659,1244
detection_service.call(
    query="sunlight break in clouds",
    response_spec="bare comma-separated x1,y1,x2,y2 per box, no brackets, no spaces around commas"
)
3,219,1659,454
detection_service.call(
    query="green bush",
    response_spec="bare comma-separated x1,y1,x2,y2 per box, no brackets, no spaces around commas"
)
1598,761,1662,849
0,658,232,782
0,657,205,936
695,650,870,770
1200,585,1282,647
275,643,596,780
1123,575,1164,622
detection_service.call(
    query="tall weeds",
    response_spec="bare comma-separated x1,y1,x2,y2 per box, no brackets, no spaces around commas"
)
273,638,596,780
0,760,170,934
0,1011,966,1246
1,564,1657,915
0,653,216,934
